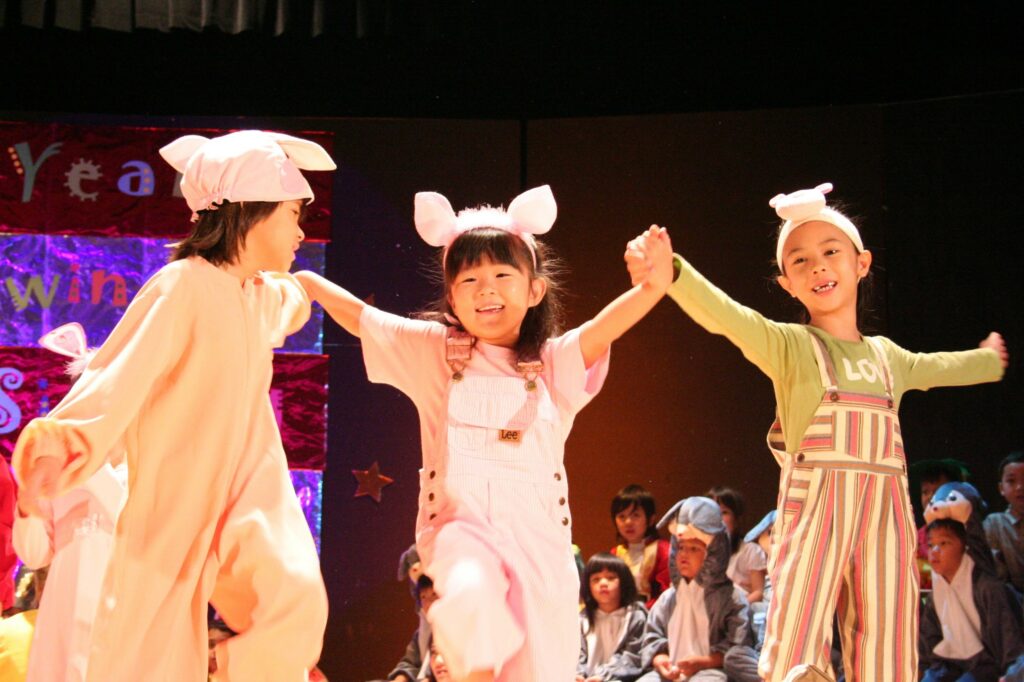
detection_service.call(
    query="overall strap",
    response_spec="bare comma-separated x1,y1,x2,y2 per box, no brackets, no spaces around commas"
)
865,336,895,399
445,327,474,381
806,329,838,392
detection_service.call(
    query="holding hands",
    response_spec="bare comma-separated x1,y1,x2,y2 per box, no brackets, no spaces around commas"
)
980,331,1009,368
625,225,674,290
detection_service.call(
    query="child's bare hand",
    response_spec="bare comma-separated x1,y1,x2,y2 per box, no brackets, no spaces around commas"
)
676,656,705,677
652,653,678,679
980,331,1008,368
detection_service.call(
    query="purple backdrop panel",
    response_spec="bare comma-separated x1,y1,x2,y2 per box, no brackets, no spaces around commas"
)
271,353,328,470
0,233,324,353
290,469,324,555
0,121,333,241
1,348,327,470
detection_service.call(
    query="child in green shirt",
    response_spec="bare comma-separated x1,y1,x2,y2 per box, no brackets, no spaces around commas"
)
626,182,1006,682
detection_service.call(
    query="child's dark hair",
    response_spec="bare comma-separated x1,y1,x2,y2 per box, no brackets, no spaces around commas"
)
611,484,659,544
413,573,434,607
997,451,1024,479
706,486,745,553
918,460,970,485
417,226,565,362
580,553,639,630
925,518,968,544
773,203,878,332
170,200,284,265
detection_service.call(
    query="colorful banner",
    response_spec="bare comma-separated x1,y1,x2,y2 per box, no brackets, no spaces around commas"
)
0,234,325,353
0,348,327,470
0,121,333,241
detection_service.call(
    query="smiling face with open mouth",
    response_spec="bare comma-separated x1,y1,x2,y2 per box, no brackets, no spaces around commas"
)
447,255,547,348
777,220,872,328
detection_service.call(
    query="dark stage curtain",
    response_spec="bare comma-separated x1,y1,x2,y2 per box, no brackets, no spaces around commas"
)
0,0,473,38
2,0,333,36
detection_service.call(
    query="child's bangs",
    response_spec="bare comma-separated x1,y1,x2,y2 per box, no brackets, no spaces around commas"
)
444,228,533,281
585,552,629,580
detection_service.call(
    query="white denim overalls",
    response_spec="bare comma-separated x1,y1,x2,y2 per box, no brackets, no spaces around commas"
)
418,331,581,681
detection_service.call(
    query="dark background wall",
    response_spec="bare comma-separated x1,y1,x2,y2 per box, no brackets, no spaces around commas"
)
311,94,1021,679
2,3,1022,680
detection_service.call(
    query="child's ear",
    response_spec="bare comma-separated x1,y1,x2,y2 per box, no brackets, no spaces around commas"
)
856,249,873,278
528,277,548,307
777,274,795,298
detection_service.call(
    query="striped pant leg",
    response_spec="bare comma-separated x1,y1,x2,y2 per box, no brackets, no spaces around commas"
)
760,468,853,682
835,473,919,682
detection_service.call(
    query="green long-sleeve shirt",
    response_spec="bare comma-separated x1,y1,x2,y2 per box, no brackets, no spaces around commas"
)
667,255,1004,454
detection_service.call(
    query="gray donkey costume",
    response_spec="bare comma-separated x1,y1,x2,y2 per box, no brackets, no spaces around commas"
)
920,482,1024,682
636,497,760,681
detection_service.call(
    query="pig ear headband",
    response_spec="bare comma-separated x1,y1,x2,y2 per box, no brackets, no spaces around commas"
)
771,182,863,272
413,185,557,270
39,322,95,378
160,130,336,221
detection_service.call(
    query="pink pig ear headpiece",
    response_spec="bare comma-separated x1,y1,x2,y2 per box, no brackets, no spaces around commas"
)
770,182,863,272
413,185,557,270
159,130,336,222
39,322,96,379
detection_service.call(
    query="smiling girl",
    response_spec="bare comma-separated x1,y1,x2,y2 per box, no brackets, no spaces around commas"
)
627,183,1007,682
297,185,674,682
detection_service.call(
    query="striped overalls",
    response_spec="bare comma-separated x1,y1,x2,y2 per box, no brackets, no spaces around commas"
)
759,333,918,682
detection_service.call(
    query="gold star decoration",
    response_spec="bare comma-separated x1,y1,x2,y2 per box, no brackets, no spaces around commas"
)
351,461,394,502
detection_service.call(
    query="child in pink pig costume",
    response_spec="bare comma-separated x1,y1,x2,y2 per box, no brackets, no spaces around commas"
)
12,130,333,681
296,186,676,682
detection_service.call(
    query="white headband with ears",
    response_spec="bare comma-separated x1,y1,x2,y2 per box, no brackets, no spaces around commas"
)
413,185,557,268
771,182,863,271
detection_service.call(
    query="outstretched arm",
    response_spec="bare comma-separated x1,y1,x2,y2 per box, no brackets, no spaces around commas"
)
293,271,365,338
578,225,673,368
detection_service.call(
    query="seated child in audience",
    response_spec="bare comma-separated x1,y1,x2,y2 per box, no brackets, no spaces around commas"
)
426,642,452,682
920,482,1024,681
0,566,48,680
398,543,424,597
984,452,1024,595
577,552,646,682
741,510,776,650
388,575,439,682
705,487,766,604
611,484,671,608
912,459,970,590
637,497,759,682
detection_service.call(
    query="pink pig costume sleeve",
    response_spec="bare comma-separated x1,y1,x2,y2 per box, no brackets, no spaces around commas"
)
12,258,328,682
